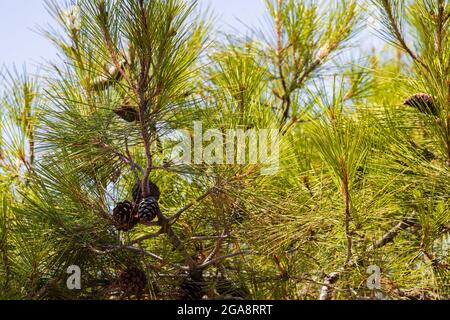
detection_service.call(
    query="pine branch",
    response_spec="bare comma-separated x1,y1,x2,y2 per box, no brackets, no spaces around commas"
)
96,0,133,88
89,244,164,262
199,250,252,269
341,173,353,265
124,138,145,177
201,231,228,266
128,228,164,246
137,66,153,198
318,217,416,300
159,217,197,269
435,0,445,57
190,235,231,241
379,0,429,71
367,218,416,251
319,271,341,300
168,186,217,224
275,0,291,124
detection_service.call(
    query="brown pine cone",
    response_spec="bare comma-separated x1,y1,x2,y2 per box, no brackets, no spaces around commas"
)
138,197,161,223
404,93,438,116
114,106,139,122
118,267,147,296
112,201,138,231
179,271,205,300
132,179,161,204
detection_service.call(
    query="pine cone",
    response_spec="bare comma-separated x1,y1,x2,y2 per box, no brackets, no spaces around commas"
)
138,197,161,223
404,93,438,116
132,179,161,204
114,106,139,122
118,267,147,296
180,273,205,300
112,201,138,231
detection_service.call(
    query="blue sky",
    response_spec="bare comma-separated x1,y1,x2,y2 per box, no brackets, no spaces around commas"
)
0,0,383,74
0,0,267,70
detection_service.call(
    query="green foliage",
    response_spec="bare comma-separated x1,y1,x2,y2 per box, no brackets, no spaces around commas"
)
0,0,449,300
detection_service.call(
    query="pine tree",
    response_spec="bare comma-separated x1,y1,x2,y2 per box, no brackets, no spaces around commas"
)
0,0,449,300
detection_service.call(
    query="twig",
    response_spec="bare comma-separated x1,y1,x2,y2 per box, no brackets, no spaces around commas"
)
275,0,291,124
199,250,252,269
128,228,164,246
202,231,228,266
135,0,154,198
168,187,217,224
318,217,416,300
367,218,416,251
97,2,133,88
124,137,145,177
122,246,164,261
435,0,445,58
190,235,231,241
381,0,429,71
160,219,197,269
89,244,163,262
319,271,342,300
98,140,145,176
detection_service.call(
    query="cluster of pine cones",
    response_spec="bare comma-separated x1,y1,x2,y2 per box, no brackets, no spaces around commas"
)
112,179,162,231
